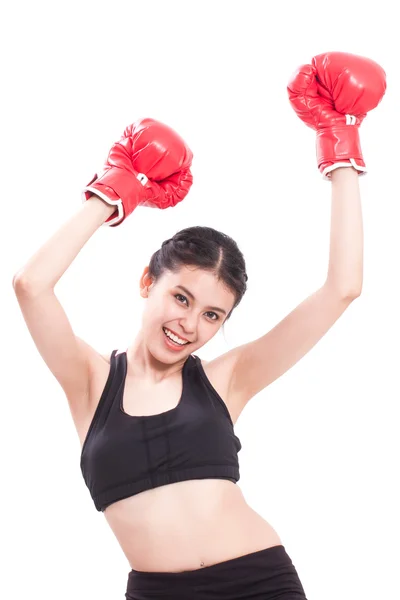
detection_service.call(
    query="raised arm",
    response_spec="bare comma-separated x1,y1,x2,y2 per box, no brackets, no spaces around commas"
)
13,198,114,427
13,117,193,431
218,52,386,422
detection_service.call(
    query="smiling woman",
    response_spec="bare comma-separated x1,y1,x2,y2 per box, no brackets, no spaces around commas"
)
124,227,247,367
148,226,248,322
12,49,386,599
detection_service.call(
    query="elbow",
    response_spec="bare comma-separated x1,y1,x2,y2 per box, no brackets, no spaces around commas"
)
343,285,362,300
12,272,24,289
12,272,33,293
342,283,362,300
325,278,363,300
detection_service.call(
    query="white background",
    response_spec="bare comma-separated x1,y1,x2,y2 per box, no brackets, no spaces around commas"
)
2,1,399,599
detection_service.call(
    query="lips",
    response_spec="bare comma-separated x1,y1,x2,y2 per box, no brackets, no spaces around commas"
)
162,328,189,351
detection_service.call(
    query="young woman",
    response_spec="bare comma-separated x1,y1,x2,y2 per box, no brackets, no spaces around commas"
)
13,52,385,599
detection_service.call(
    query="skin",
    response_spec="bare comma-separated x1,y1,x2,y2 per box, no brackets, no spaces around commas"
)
125,264,236,381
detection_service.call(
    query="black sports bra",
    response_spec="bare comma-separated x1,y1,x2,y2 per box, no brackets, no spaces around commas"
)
80,350,242,511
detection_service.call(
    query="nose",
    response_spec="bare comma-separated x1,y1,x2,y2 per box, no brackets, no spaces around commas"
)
179,314,198,337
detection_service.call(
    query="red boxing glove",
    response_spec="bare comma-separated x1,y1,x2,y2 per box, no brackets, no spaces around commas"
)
287,52,386,179
83,118,193,226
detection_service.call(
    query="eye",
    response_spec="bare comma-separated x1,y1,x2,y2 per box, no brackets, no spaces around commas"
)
205,312,219,321
174,294,219,321
175,293,188,306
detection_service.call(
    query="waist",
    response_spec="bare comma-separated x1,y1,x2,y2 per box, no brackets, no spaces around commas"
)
104,479,282,572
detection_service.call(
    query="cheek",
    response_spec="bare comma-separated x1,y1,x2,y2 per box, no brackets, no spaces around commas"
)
143,296,173,323
208,327,220,340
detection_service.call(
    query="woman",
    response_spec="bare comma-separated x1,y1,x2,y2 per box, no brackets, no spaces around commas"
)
13,52,385,599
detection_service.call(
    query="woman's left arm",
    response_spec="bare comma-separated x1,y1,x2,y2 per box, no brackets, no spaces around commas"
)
218,168,363,419
218,52,385,419
326,166,363,297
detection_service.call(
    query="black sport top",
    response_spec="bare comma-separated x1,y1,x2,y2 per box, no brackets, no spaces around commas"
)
80,350,242,511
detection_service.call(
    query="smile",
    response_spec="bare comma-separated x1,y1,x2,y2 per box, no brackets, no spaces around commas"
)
162,327,190,346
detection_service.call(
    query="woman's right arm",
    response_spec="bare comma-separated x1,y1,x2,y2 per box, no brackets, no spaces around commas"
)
12,197,116,422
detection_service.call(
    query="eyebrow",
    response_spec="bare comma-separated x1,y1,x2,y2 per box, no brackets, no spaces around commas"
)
175,285,227,316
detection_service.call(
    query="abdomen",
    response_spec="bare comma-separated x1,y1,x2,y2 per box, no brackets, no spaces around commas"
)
103,479,282,572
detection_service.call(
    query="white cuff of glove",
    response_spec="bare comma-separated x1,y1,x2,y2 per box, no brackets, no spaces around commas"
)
322,160,367,180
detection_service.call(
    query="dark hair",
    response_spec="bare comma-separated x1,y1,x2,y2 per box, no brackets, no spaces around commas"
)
148,226,248,322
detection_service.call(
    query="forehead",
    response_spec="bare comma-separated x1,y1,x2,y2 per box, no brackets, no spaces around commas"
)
162,266,233,299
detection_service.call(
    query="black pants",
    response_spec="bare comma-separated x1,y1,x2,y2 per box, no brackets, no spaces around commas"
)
125,544,308,599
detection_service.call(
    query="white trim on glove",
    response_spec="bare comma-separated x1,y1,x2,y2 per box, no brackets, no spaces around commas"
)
322,160,367,180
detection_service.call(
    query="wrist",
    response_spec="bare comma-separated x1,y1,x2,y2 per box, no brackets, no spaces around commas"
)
330,166,360,180
84,195,117,220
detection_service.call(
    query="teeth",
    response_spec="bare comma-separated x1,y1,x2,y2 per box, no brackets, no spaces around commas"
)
163,327,188,345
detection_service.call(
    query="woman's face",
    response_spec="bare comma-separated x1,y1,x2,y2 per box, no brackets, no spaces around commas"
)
139,265,235,359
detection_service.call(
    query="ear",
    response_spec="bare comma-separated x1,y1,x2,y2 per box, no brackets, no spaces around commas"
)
139,266,154,298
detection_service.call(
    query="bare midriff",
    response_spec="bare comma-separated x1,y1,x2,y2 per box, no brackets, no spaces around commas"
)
104,478,282,573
